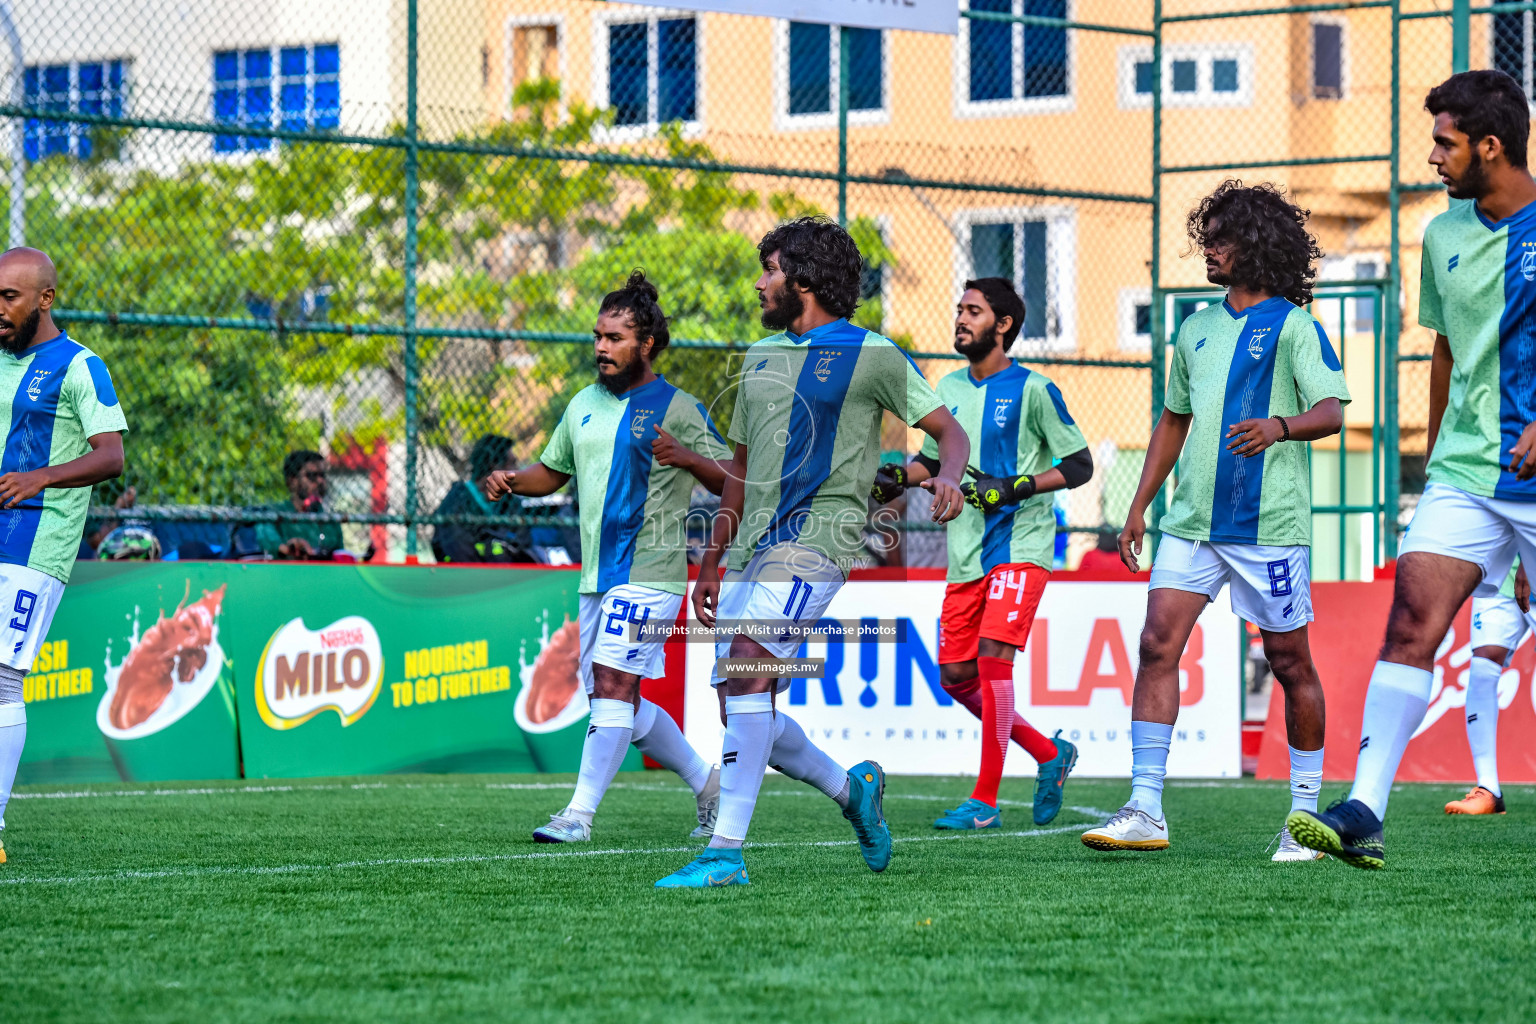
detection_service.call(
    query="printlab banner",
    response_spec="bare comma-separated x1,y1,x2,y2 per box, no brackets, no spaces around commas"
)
18,562,627,784
1258,581,1536,783
683,580,1242,778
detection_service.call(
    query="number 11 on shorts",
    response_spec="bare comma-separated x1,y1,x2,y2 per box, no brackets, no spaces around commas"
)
783,576,812,622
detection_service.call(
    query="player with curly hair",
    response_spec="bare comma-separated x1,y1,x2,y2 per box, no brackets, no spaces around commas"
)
1080,181,1350,860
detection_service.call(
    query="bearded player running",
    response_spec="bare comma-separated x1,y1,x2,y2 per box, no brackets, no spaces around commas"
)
1081,182,1349,861
654,217,970,888
1288,71,1536,868
871,277,1089,830
0,248,129,866
485,271,730,844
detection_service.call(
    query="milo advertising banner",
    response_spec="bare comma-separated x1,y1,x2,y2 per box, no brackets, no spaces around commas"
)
20,560,240,783
17,562,627,784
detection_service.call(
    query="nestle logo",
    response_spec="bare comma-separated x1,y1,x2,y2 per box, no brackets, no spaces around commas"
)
321,627,366,649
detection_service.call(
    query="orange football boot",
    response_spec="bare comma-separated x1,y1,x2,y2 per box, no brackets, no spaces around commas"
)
1445,786,1506,815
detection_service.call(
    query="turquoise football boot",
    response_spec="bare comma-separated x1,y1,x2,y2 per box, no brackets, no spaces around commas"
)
843,760,893,872
1032,730,1079,825
654,847,750,888
933,797,1002,830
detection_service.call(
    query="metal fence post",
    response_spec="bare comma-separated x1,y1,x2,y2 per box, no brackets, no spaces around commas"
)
1385,0,1402,558
1149,0,1166,536
403,0,421,558
1,0,23,248
837,26,849,227
1452,0,1470,74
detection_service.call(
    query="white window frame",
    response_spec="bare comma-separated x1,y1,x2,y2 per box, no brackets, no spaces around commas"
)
772,20,891,132
1315,253,1386,337
1117,287,1152,352
1117,43,1255,110
952,205,1077,355
592,8,704,141
952,0,1077,120
505,14,567,118
1309,15,1348,101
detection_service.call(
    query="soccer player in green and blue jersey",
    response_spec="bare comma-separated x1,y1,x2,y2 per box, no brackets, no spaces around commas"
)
870,278,1089,831
1290,71,1536,867
0,248,129,866
1081,183,1349,860
485,272,731,844
656,217,971,888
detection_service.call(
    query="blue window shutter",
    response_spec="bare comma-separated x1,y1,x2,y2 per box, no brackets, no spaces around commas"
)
22,66,40,162
969,0,1012,102
1213,58,1239,93
657,18,696,122
609,21,648,125
1171,59,1197,93
846,28,882,111
789,21,831,115
1022,220,1048,339
971,223,1014,282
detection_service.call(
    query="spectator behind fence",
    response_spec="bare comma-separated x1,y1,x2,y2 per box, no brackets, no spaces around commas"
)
255,450,340,560
432,434,535,564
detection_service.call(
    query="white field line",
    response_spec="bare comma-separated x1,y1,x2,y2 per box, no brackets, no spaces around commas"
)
0,817,1101,889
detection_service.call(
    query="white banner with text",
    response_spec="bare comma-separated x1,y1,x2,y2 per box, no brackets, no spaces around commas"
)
683,580,1241,778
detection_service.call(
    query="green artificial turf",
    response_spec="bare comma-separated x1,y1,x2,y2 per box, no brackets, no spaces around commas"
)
2,772,1533,1023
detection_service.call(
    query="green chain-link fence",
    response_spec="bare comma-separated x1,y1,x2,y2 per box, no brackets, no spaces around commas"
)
0,1,1497,571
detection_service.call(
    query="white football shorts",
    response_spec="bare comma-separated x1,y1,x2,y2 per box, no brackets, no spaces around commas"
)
1469,593,1533,663
1149,535,1312,633
1399,483,1536,598
577,584,683,694
710,540,845,689
0,563,65,674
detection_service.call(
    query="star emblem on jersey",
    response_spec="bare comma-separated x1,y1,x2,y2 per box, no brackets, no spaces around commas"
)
25,369,51,401
813,352,837,383
630,409,653,439
1521,245,1536,282
992,396,1012,427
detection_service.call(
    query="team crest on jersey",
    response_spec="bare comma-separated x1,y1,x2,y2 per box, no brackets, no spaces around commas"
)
813,352,838,383
630,408,654,439
1522,243,1536,282
1247,328,1271,360
24,369,51,401
991,396,1013,427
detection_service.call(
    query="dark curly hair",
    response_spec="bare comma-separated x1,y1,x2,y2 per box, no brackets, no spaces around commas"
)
1186,180,1323,307
282,449,324,483
757,216,863,319
599,269,670,354
1427,70,1529,168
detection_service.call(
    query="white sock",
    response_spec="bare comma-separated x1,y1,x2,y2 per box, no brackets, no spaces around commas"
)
1128,720,1173,820
1288,745,1324,813
1465,656,1503,797
1347,661,1432,820
565,698,634,823
0,701,25,832
769,711,849,808
631,698,712,796
708,692,774,849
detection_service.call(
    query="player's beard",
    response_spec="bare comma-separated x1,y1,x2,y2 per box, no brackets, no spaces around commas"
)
954,323,1001,360
0,306,39,355
759,280,805,331
1445,150,1490,201
596,353,642,396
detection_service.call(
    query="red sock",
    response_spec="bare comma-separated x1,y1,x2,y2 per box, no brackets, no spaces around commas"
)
971,657,1016,806
945,666,1060,766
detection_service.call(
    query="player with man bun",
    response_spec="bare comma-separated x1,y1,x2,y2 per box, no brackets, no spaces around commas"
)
485,270,731,844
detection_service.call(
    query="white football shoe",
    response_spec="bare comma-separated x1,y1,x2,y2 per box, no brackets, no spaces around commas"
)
1269,825,1325,862
690,765,720,839
532,813,591,843
1081,804,1170,851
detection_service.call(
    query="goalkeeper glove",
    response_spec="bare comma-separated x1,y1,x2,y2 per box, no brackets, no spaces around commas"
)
870,463,908,505
961,473,1036,513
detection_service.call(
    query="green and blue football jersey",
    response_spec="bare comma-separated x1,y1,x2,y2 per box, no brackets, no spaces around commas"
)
0,332,128,583
1160,297,1350,546
727,319,943,574
920,364,1087,581
1419,198,1536,500
540,375,728,595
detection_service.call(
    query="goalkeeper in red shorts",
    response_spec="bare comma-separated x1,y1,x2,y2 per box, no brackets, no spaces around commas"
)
872,278,1092,828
